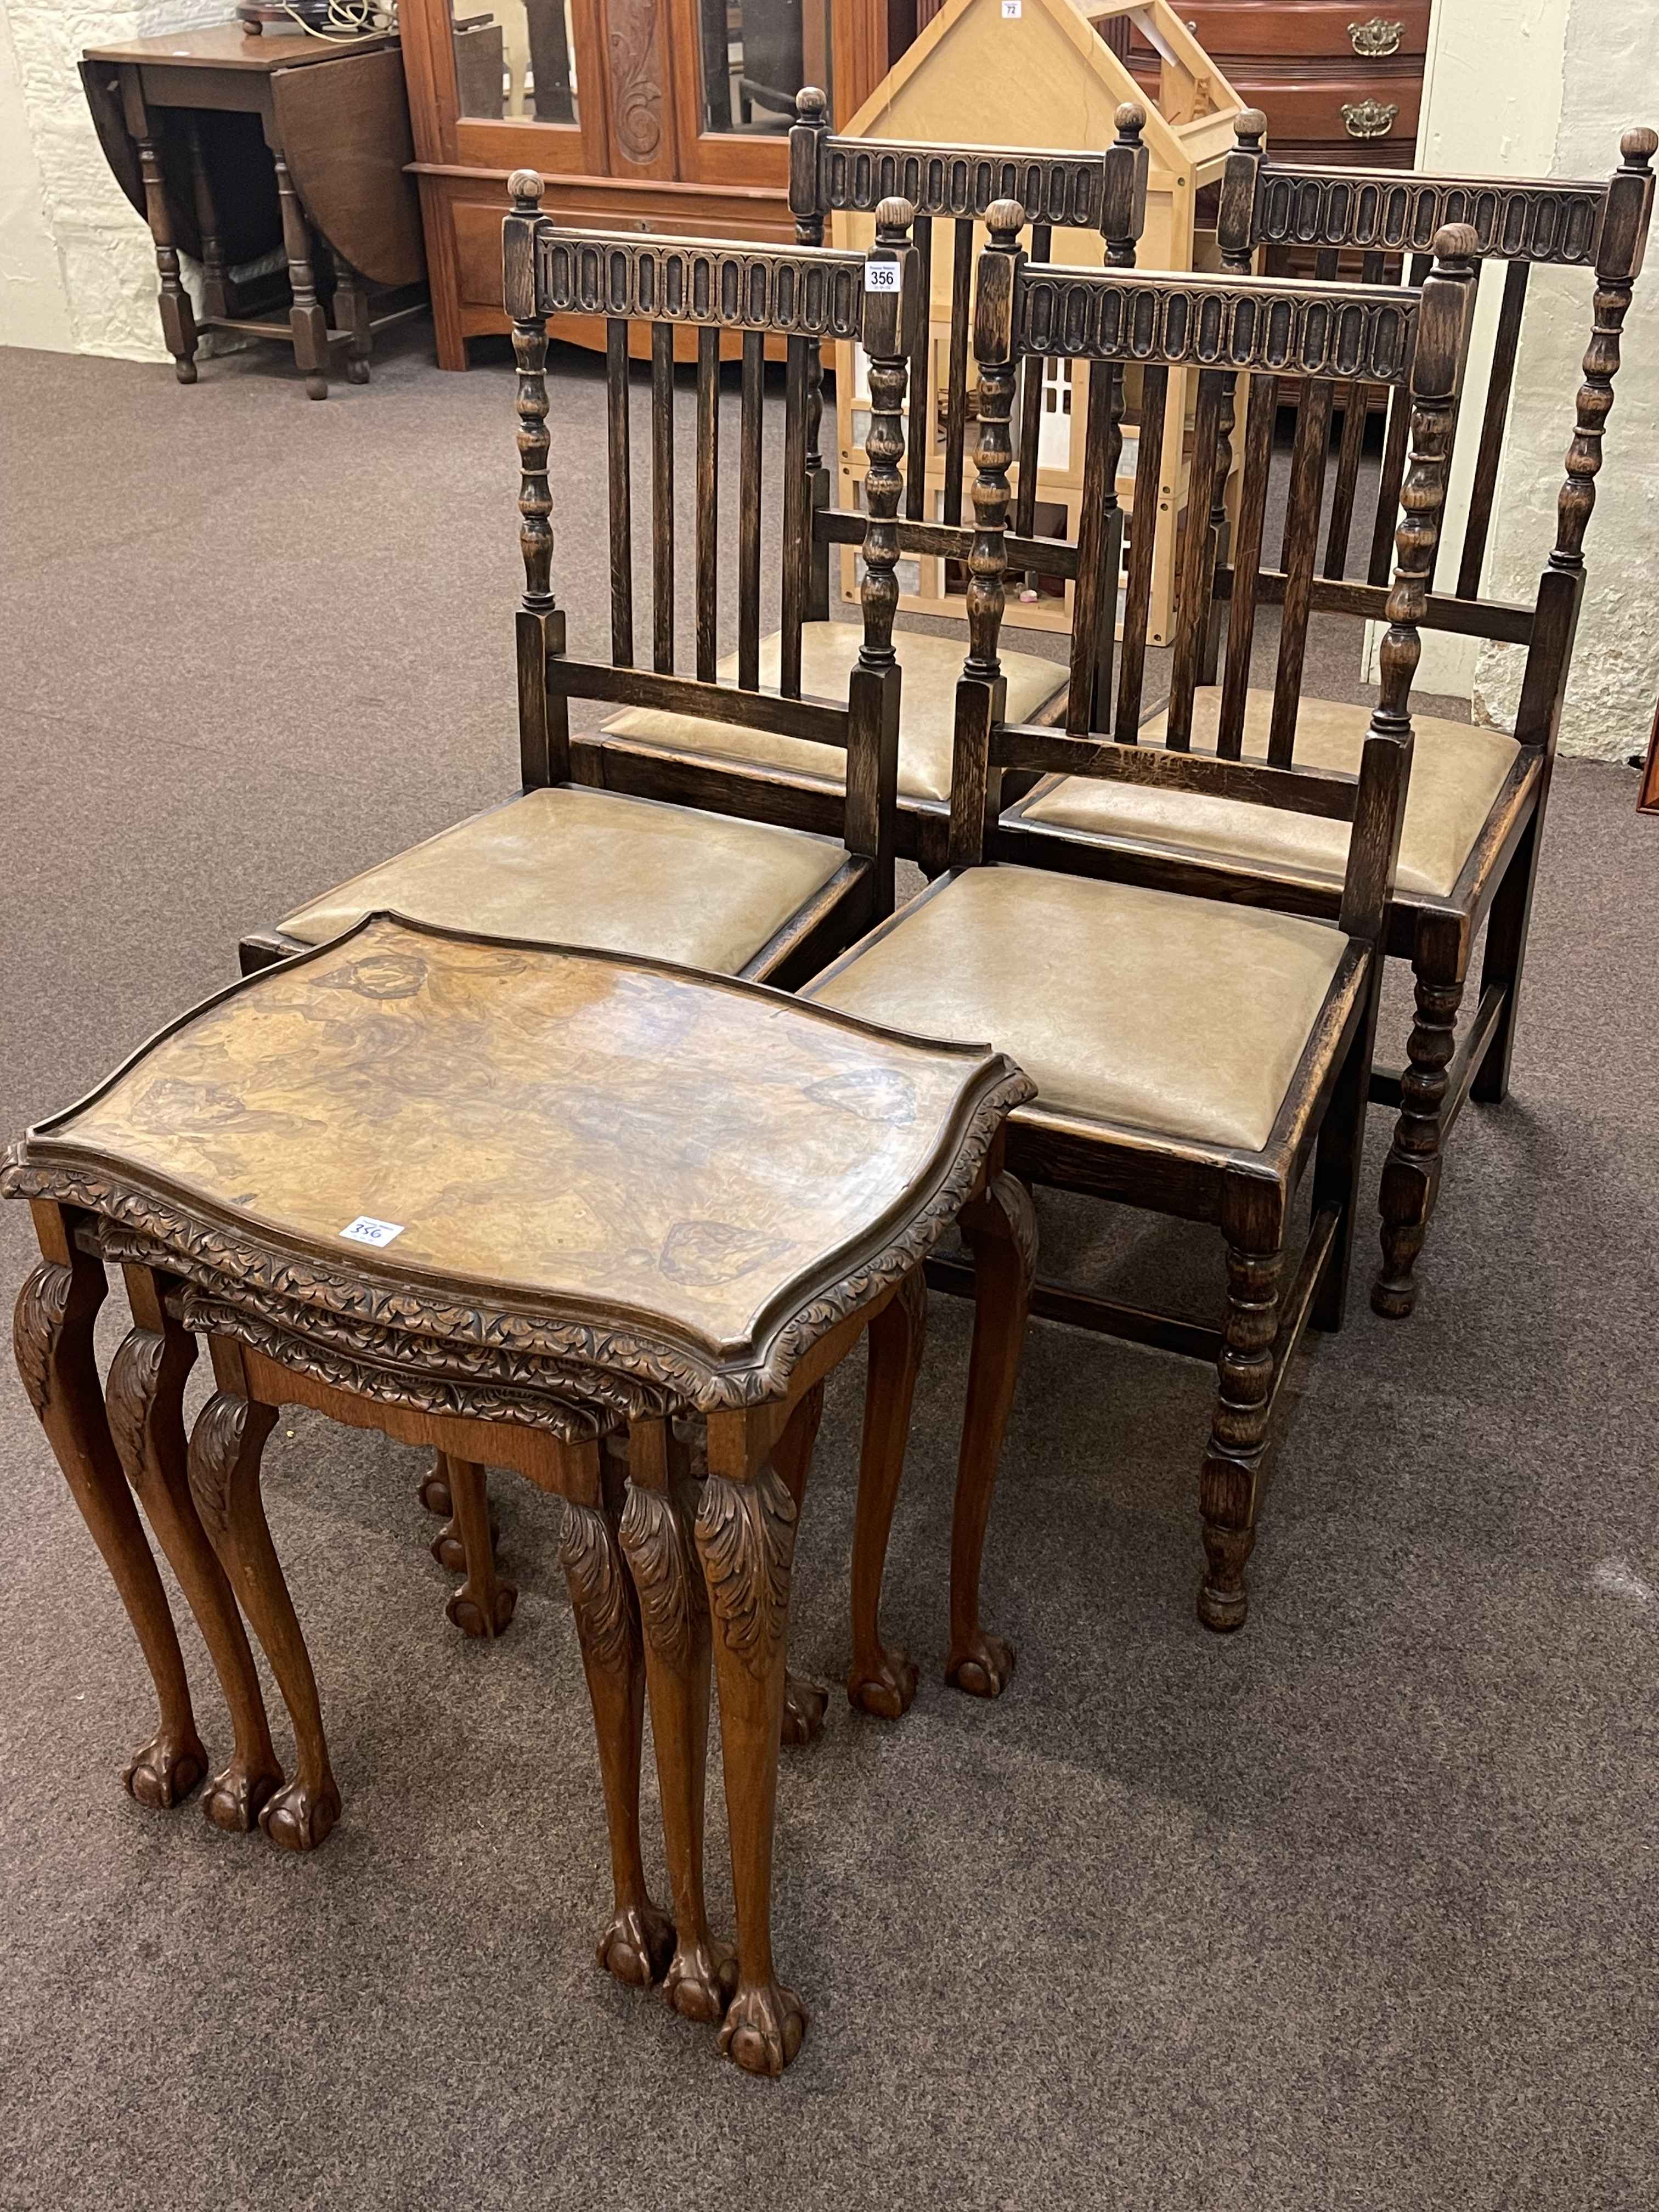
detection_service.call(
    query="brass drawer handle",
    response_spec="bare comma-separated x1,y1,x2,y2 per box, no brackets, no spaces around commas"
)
1342,97,1401,139
1348,16,1404,57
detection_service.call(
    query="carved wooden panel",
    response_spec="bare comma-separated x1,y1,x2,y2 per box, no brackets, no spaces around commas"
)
534,228,868,336
1252,165,1607,264
815,137,1108,229
603,0,668,168
1015,267,1418,382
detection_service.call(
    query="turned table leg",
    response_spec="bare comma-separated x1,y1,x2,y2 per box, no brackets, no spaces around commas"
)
696,1412,806,2076
129,103,197,385
848,1266,926,1718
14,1204,206,1807
109,1265,283,1831
557,1440,674,1990
946,1173,1036,1697
188,1363,340,1849
335,262,373,385
619,1420,736,2023
274,153,329,400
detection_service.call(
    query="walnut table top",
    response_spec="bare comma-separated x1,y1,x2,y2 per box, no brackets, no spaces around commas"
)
5,916,1032,1412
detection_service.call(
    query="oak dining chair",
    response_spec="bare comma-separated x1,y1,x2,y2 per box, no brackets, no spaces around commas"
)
809,205,1481,1635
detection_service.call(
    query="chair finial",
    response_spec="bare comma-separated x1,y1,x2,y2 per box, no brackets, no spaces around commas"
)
796,84,829,126
874,195,915,246
986,199,1025,251
1234,108,1268,153
1621,125,1658,169
508,169,545,214
1114,101,1145,144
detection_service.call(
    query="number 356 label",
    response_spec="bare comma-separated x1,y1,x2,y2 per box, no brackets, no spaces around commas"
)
340,1215,405,1248
865,261,901,293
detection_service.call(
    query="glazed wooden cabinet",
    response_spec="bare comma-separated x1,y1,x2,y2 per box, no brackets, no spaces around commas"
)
400,0,917,360
1120,1,1429,168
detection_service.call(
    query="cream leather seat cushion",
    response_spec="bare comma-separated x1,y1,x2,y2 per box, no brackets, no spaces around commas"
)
1015,687,1517,900
278,785,848,974
809,865,1345,1153
599,619,1065,805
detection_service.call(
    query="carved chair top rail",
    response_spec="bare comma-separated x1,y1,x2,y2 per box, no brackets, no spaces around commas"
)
527,224,879,337
2,915,1033,1410
1220,111,1657,274
788,86,1150,244
1009,259,1421,383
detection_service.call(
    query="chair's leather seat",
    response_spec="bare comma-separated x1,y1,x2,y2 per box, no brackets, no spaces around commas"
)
807,864,1347,1153
278,785,848,974
599,619,1066,805
1012,687,1518,900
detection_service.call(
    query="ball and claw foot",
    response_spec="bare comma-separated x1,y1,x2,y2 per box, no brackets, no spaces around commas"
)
345,358,370,386
780,1671,827,1746
258,1776,341,1852
430,1514,501,1574
847,1644,918,1720
122,1724,208,1809
663,1937,738,2024
720,1982,807,2076
202,1757,284,1834
946,1629,1015,1700
445,1581,517,1639
596,1901,676,1990
418,1465,453,1518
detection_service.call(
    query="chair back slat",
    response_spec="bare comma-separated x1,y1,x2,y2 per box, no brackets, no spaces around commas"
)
1012,221,1053,542
1322,249,1381,579
1066,361,1122,736
651,322,674,674
1364,253,1428,584
1269,379,1335,765
605,319,633,667
1165,366,1229,751
694,326,719,681
1215,372,1279,758
1113,362,1167,743
780,333,810,697
1455,256,1530,597
943,216,975,526
737,328,764,691
905,213,933,521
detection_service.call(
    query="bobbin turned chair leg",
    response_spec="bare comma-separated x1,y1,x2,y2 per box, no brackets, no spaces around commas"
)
14,1206,207,1808
1198,1243,1284,1633
1374,944,1468,1319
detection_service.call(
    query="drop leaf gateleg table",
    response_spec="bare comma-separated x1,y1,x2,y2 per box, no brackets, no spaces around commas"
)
79,23,427,398
5,915,1034,2076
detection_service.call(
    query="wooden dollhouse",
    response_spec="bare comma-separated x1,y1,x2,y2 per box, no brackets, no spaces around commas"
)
830,0,1243,645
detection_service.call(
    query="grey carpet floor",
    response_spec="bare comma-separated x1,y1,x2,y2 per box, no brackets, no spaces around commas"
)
1,328,1656,2212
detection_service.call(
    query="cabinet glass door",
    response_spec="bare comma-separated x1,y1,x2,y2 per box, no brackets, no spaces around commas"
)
696,0,833,134
453,1,580,123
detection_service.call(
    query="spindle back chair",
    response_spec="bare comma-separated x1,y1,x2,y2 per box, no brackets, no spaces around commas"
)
1005,117,1657,1318
572,97,1153,873
241,175,922,993
809,208,1481,1636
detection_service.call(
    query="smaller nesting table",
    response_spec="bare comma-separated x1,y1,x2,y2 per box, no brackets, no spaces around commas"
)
7,916,1031,2074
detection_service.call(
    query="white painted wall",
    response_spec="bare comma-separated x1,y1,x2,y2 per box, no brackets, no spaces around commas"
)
0,2,228,362
1370,0,1659,758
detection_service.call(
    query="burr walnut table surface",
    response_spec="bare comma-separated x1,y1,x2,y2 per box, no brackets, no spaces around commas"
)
5,915,1031,2076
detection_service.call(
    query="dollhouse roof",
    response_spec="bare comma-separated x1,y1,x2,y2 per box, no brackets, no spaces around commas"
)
840,0,1242,181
